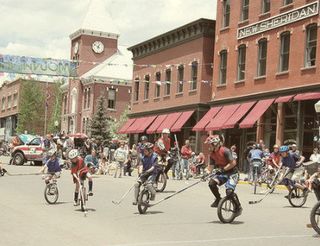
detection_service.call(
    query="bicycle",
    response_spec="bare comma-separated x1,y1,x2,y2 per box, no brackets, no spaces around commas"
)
137,182,151,214
251,159,263,194
154,162,167,192
43,174,59,204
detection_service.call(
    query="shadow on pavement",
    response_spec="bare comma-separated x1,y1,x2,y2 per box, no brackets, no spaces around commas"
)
160,190,175,194
134,211,164,215
75,208,96,212
208,220,245,225
282,206,310,209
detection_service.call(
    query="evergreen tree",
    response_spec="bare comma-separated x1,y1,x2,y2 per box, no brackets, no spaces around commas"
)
90,96,111,141
16,80,45,134
109,105,129,140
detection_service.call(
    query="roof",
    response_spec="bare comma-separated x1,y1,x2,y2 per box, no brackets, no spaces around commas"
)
70,0,120,40
81,46,133,81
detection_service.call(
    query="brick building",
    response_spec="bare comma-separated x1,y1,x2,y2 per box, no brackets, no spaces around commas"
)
0,79,56,139
121,18,215,152
60,0,132,134
194,0,320,169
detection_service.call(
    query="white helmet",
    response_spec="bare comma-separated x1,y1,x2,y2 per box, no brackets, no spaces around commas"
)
68,149,79,159
47,149,56,157
162,128,170,134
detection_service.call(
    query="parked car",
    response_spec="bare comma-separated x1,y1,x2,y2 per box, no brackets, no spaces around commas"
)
10,136,44,166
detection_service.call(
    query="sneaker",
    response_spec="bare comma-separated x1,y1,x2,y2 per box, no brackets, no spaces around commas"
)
88,191,93,196
235,206,243,217
73,201,79,206
210,198,221,208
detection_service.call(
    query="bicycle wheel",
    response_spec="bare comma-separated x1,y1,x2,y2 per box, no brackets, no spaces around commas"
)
155,172,167,192
288,187,308,207
44,184,59,204
137,189,150,214
310,201,320,235
217,196,237,223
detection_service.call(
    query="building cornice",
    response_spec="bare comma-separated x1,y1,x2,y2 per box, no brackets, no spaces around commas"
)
210,83,320,106
129,103,210,118
69,29,119,41
128,18,215,60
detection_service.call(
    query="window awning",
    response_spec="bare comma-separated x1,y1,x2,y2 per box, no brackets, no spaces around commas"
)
239,98,275,128
293,92,320,101
156,112,182,133
192,107,222,131
171,110,194,132
126,117,146,134
146,114,168,134
118,118,136,134
222,101,256,129
205,104,241,131
274,95,295,103
134,116,157,134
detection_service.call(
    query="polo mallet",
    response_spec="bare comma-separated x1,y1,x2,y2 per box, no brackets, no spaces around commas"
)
112,184,135,205
148,173,215,208
174,134,183,178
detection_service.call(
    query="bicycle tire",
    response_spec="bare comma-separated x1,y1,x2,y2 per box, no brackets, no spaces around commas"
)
217,196,237,223
137,189,150,214
310,201,320,235
288,187,308,207
44,184,59,204
155,172,167,192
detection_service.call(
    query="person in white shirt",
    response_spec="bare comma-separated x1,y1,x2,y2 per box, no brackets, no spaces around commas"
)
310,148,320,164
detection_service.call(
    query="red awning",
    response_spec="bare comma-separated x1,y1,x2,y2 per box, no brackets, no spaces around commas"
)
118,118,136,134
156,112,182,133
222,102,256,129
274,95,295,103
205,104,241,131
134,116,157,134
146,115,168,134
171,110,194,132
293,92,320,101
192,107,222,131
126,117,146,134
239,98,275,128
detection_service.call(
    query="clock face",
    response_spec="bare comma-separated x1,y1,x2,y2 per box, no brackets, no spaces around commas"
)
92,41,104,54
73,42,79,54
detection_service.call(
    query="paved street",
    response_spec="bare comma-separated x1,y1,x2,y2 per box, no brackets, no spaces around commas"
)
0,157,319,246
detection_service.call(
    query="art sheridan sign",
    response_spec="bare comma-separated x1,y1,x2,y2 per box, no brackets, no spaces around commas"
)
0,54,77,77
237,1,319,40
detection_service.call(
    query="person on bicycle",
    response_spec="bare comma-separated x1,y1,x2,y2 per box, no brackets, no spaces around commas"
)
133,142,158,205
40,149,61,184
205,135,242,214
154,128,172,178
247,144,264,182
84,150,99,169
279,145,306,198
68,149,94,206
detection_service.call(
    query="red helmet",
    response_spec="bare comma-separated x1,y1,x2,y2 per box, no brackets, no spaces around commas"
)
205,135,221,145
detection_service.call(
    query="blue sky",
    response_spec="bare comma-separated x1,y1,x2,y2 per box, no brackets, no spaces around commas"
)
0,0,217,59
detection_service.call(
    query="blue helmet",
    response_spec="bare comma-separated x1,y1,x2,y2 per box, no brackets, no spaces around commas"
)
279,145,289,153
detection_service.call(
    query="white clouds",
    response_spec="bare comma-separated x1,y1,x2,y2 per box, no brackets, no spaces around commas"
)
0,0,216,59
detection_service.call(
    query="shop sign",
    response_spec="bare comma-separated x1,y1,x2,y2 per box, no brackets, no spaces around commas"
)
237,1,319,40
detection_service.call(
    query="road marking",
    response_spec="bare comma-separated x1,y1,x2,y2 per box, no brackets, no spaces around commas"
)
110,234,312,246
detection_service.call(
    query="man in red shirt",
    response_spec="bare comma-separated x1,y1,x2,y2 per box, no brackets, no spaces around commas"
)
154,128,171,159
205,135,242,216
180,140,193,180
68,149,94,206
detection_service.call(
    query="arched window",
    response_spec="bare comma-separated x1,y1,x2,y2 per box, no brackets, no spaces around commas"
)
305,23,318,67
219,50,228,85
71,88,77,114
279,31,290,72
237,45,246,81
257,38,267,76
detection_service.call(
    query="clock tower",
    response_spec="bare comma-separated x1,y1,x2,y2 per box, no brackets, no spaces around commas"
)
69,0,120,76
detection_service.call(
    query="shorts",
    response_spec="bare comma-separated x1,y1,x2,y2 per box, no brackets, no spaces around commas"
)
72,171,88,183
212,172,239,190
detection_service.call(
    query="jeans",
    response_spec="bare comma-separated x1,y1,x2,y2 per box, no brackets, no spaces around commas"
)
180,159,190,180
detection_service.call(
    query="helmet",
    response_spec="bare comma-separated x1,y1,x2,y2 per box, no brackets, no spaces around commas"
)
279,145,289,153
205,135,221,145
143,142,154,151
162,128,170,134
140,135,148,142
68,149,79,159
47,149,56,157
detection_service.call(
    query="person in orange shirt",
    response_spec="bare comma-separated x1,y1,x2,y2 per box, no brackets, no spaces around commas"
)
154,128,171,161
180,140,193,180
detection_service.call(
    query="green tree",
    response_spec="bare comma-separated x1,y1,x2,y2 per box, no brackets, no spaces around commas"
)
90,96,111,142
16,80,45,134
47,81,63,134
108,105,129,140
